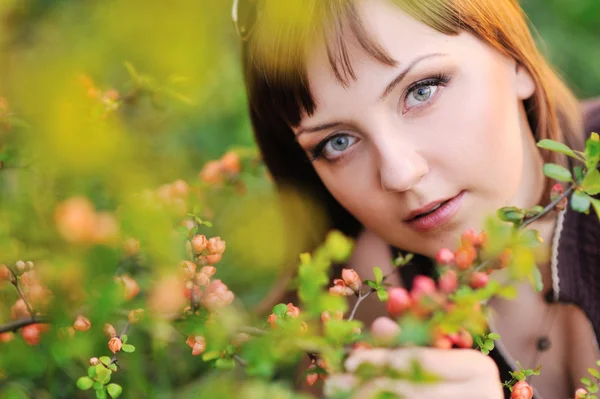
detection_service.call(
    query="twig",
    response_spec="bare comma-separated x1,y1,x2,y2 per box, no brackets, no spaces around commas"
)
0,316,48,334
110,323,131,367
347,271,396,321
8,267,35,316
521,185,574,229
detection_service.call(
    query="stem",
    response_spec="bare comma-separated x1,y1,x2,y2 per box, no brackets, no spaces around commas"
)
110,323,131,367
347,290,373,321
238,326,266,336
0,316,48,334
8,267,35,316
521,185,574,229
347,271,396,321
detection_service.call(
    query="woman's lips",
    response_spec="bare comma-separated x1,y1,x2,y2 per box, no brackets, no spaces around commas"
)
405,191,465,233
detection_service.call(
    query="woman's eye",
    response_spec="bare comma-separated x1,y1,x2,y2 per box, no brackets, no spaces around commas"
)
405,85,438,108
311,134,357,161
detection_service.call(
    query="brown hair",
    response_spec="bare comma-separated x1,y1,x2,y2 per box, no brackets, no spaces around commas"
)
242,0,584,244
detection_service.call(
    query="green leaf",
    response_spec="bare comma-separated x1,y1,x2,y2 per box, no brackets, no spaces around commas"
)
77,377,94,390
366,280,378,289
272,303,288,317
529,267,544,293
215,358,236,370
590,383,599,393
377,288,388,302
487,333,501,340
483,339,495,351
120,334,128,344
474,335,484,347
93,382,104,391
571,191,591,213
537,139,577,158
589,368,600,379
585,136,600,171
582,377,592,386
497,207,525,222
575,166,585,183
88,366,97,378
543,163,573,182
99,356,111,366
582,169,600,195
121,344,135,353
96,388,107,399
373,267,383,285
106,384,123,398
202,351,221,361
591,199,600,222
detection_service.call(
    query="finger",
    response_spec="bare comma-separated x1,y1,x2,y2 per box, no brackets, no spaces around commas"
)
387,347,499,382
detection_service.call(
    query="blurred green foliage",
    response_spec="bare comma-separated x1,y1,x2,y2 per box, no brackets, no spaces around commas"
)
0,0,599,398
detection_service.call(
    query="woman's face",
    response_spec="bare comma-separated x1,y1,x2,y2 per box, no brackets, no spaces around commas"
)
292,0,544,257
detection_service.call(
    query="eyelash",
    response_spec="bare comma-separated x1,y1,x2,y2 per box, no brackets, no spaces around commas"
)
309,73,452,162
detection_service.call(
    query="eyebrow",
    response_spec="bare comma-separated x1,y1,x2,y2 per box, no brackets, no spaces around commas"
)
295,52,447,137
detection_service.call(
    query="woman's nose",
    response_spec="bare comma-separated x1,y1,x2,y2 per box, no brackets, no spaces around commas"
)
378,145,429,192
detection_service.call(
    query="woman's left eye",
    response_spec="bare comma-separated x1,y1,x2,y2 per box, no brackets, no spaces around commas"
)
404,75,450,111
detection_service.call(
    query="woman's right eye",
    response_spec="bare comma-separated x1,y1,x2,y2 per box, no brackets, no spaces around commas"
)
310,134,357,162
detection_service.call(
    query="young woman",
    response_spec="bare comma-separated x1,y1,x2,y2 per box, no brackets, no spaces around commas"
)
234,0,600,397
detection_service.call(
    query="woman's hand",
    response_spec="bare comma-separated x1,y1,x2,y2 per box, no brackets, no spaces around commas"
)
325,347,504,399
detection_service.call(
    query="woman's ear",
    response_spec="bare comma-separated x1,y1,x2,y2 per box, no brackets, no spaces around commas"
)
515,63,536,100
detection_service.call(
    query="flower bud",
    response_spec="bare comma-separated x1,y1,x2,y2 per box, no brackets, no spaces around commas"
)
201,279,235,311
267,313,278,328
438,269,458,294
199,160,223,184
448,328,473,349
329,279,354,296
15,260,26,274
220,151,241,174
435,248,455,265
108,337,122,353
207,237,226,255
191,235,208,254
103,323,117,338
89,357,100,366
575,388,588,399
54,197,97,243
550,183,564,202
370,317,401,344
286,303,301,318
341,268,362,292
511,380,534,399
180,261,197,279
432,334,453,349
461,229,477,246
200,253,222,265
469,272,489,289
0,265,10,281
455,245,477,270
386,287,412,317
73,316,91,332
11,299,31,319
21,324,41,346
117,274,140,300
321,311,344,323
170,179,189,198
305,365,319,386
474,231,488,247
0,332,14,343
411,275,437,301
186,335,206,356
128,309,145,324
200,266,217,277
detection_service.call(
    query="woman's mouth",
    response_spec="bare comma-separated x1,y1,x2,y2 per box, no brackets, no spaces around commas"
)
405,191,466,233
